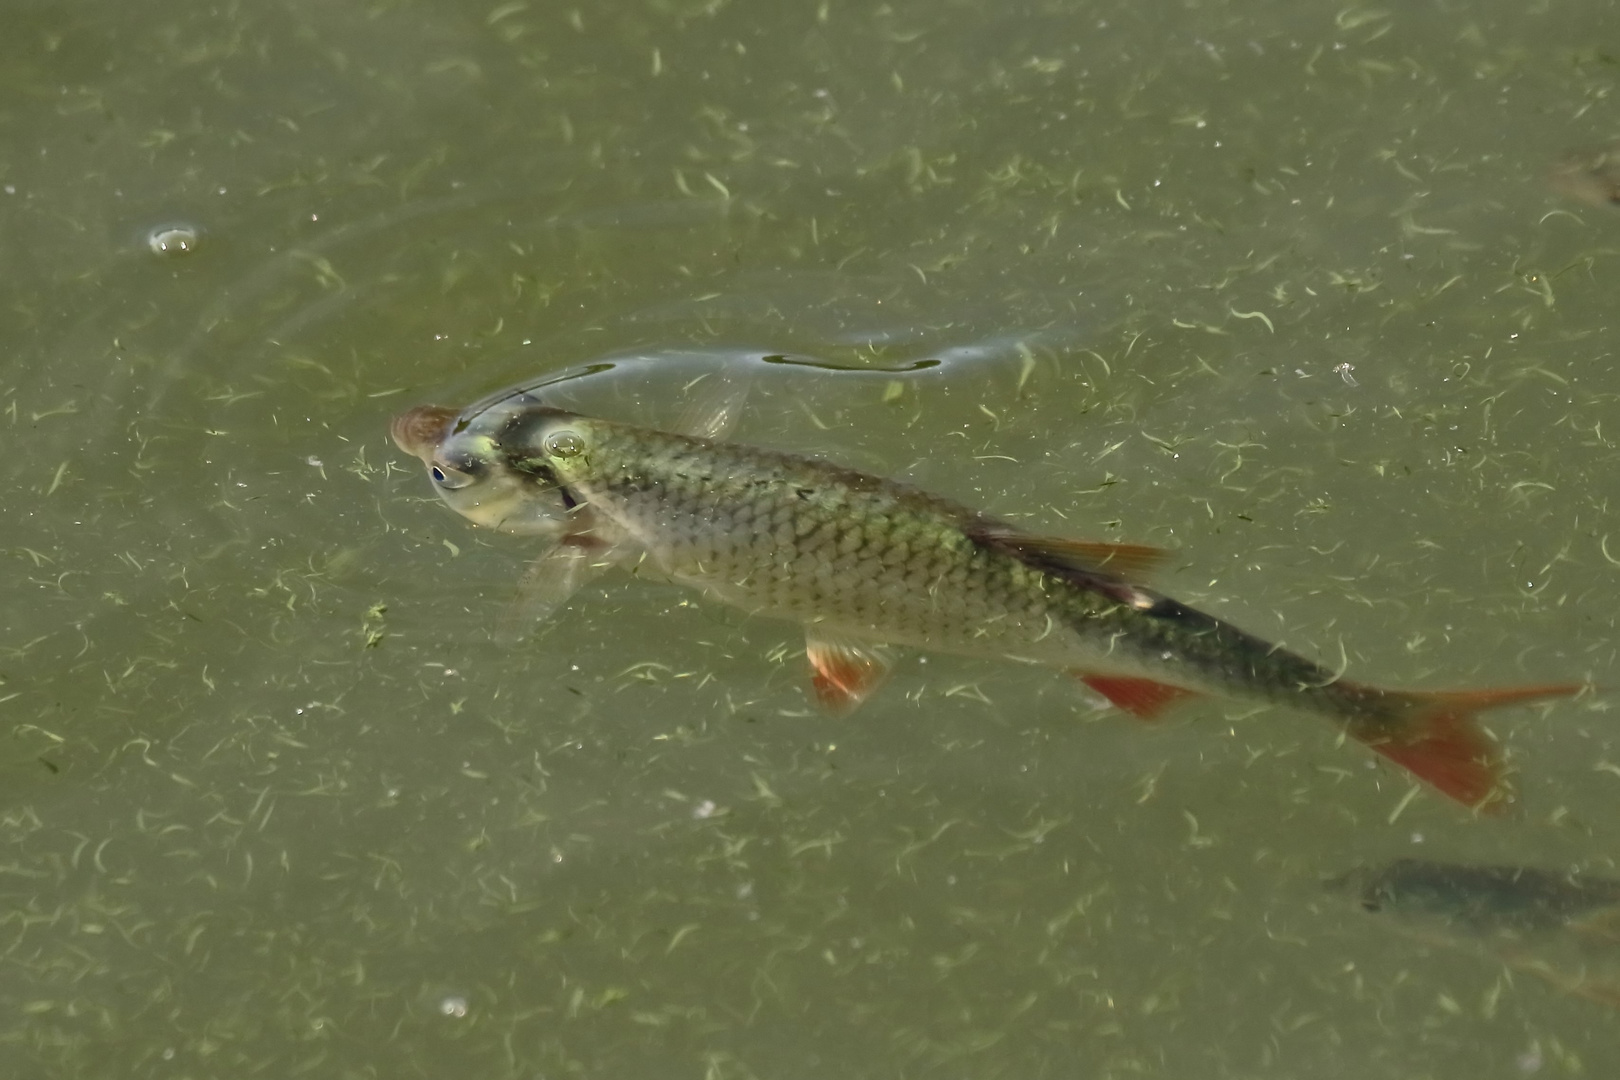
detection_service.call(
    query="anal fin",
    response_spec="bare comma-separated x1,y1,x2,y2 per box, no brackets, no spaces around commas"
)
1076,674,1202,719
805,630,893,715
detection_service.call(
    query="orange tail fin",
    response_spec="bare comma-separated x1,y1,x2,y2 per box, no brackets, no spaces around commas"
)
1359,683,1582,812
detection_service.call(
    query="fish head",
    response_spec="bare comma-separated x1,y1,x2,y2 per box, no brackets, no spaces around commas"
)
390,399,579,538
1323,864,1390,913
1325,859,1484,921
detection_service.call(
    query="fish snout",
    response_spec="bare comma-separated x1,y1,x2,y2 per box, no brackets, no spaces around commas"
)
391,405,460,462
1322,865,1384,910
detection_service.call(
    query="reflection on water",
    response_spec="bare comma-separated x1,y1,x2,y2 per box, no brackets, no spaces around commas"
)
2,0,1619,1076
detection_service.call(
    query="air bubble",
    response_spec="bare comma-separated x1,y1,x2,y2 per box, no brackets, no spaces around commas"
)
147,223,202,257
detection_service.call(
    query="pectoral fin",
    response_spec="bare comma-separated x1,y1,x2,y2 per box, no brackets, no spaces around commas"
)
1505,954,1620,1010
673,368,753,441
496,539,613,643
1571,906,1620,945
805,630,893,715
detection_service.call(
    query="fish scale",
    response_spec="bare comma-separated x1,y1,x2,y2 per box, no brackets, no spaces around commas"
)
554,417,1074,657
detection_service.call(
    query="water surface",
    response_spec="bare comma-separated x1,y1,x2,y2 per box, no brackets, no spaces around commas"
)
3,1,1618,1076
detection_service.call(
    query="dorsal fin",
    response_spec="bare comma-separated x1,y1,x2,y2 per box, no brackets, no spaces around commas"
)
971,524,1171,586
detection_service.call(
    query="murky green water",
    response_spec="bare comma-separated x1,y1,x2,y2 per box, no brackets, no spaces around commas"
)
4,0,1619,1076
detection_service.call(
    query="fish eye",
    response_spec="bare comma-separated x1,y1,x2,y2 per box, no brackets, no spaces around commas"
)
429,461,475,490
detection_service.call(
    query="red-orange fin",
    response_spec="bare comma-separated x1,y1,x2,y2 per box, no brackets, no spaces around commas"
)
976,528,1171,583
1397,684,1584,714
805,631,893,716
1361,683,1582,812
1365,712,1507,812
1076,674,1202,719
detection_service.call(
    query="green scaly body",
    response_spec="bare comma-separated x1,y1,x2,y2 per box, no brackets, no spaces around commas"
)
540,414,1400,737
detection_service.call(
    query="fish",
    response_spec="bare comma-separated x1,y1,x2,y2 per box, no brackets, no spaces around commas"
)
1328,859,1620,936
390,383,1580,810
1328,858,1620,1009
1548,142,1620,208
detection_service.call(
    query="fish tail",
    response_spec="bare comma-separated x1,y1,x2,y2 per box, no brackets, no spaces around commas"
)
1351,683,1582,812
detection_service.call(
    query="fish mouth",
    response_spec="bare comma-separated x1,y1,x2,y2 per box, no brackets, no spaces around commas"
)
1322,864,1381,903
391,405,460,461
